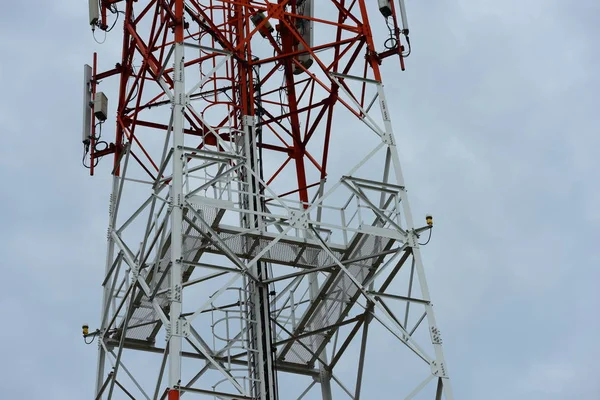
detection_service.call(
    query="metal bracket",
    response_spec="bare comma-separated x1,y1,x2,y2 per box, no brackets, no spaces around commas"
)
169,282,182,303
382,130,395,146
407,229,419,248
431,360,448,378
176,318,189,337
130,263,141,285
171,192,183,209
290,211,309,230
319,368,332,383
165,319,189,341
430,326,443,345
242,115,255,127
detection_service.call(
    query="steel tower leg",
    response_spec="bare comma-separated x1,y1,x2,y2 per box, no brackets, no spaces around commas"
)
308,273,333,400
242,115,278,400
95,175,119,397
168,2,185,398
379,84,455,400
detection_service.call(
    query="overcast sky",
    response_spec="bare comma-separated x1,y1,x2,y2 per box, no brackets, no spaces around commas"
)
0,1,599,399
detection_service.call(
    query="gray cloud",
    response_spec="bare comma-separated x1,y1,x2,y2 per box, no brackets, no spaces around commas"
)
0,0,598,399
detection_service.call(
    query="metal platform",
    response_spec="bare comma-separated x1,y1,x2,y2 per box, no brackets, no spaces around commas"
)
116,198,399,371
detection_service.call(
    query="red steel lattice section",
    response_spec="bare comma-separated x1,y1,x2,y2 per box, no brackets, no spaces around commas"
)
87,0,409,205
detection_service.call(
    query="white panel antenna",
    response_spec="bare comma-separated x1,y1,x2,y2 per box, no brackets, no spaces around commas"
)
89,0,99,28
397,0,410,34
82,64,92,144
379,0,392,18
294,0,314,74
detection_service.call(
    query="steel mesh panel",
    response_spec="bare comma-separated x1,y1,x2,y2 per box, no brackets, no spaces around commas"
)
125,203,219,339
279,233,394,364
284,336,320,365
183,204,218,238
125,255,171,340
266,240,298,264
125,305,159,341
203,233,343,268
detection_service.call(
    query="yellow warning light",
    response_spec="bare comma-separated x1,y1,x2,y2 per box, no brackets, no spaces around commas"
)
82,324,89,336
426,215,433,227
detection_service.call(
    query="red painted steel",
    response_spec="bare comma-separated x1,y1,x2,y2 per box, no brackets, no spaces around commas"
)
90,1,408,205
168,389,180,400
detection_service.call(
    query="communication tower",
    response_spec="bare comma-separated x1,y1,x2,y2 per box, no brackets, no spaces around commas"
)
82,1,454,399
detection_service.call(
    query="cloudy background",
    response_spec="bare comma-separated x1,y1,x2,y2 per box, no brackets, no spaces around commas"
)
0,0,598,399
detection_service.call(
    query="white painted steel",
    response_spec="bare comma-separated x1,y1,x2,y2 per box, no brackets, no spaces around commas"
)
88,0,99,26
397,0,410,33
82,64,92,144
168,40,185,394
90,6,455,399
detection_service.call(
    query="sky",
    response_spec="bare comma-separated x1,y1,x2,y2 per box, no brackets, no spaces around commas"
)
0,1,599,399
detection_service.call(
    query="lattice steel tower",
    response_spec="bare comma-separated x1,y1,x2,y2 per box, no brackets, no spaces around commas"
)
82,1,454,399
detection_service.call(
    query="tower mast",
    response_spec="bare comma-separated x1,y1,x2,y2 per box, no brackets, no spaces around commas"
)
82,1,454,399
